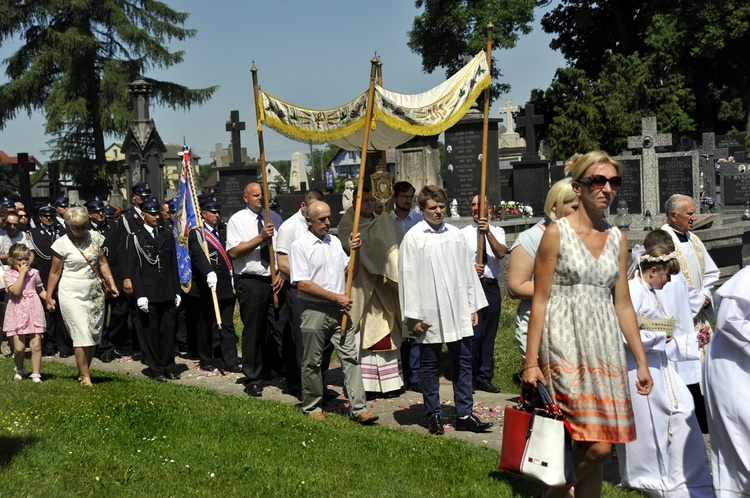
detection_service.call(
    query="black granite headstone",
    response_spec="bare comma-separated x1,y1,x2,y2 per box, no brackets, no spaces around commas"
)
550,164,566,184
658,155,694,210
511,160,549,216
720,163,750,205
444,118,500,214
610,158,642,214
216,165,259,219
715,134,746,158
498,169,513,202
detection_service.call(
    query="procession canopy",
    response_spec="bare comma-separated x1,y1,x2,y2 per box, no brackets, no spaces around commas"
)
258,51,490,152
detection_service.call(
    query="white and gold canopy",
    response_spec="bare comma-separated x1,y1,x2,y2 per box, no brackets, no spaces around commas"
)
258,51,490,152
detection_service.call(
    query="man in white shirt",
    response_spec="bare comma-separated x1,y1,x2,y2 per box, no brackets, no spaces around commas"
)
460,195,506,393
659,194,719,433
226,182,283,397
399,185,492,435
290,200,378,425
391,181,423,393
275,188,326,399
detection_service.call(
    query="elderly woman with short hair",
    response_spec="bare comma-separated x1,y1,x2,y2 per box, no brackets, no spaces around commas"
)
46,206,119,386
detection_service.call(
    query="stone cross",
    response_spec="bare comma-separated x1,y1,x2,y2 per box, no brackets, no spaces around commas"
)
498,98,520,133
700,132,728,198
516,103,544,160
225,110,246,167
627,116,672,215
210,142,225,168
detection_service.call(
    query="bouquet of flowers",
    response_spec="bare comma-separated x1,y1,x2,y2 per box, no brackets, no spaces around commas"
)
700,196,721,208
697,324,711,347
499,200,533,218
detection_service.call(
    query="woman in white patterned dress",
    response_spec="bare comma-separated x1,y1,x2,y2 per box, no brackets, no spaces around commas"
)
523,151,653,498
46,206,119,386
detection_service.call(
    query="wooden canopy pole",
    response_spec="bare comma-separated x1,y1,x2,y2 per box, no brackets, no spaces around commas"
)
477,23,494,265
341,56,379,332
251,63,279,308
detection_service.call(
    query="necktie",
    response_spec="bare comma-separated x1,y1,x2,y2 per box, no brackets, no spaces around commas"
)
257,213,269,268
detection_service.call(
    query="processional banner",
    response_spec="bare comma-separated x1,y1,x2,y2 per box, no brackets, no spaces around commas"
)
258,51,490,151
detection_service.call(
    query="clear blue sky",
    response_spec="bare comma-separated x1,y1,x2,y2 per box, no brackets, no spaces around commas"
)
0,0,565,164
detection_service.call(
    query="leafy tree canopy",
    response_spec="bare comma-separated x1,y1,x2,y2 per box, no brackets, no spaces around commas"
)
0,0,217,197
408,0,536,104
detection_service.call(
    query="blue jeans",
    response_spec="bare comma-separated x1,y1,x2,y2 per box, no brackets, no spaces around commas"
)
472,282,501,384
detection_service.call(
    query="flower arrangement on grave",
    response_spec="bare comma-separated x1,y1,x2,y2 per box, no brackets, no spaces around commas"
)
700,196,721,212
715,156,735,173
499,200,533,218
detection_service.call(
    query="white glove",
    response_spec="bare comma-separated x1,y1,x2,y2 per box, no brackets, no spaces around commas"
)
175,294,182,307
137,297,149,313
206,272,218,291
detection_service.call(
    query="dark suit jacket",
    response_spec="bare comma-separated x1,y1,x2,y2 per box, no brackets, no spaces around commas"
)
126,224,178,303
187,224,234,300
113,207,145,286
29,222,66,285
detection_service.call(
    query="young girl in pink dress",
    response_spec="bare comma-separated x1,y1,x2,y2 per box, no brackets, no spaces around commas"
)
3,243,47,383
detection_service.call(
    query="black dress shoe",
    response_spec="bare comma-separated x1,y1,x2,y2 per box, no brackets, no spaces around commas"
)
58,352,72,359
244,383,263,397
154,375,168,383
428,414,445,435
223,364,242,373
43,346,57,357
166,372,181,380
99,354,115,363
199,364,216,372
455,414,493,433
408,381,423,393
475,381,501,394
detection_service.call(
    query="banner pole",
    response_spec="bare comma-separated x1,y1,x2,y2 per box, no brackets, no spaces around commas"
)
477,23,494,265
341,56,379,333
251,63,280,308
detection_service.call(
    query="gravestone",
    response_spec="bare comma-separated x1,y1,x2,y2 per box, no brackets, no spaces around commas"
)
210,143,229,169
611,156,643,214
515,104,544,161
550,164,566,184
715,134,746,159
13,152,34,211
395,135,442,193
498,98,525,150
498,168,513,202
226,110,247,168
657,152,700,210
216,164,259,218
444,116,500,215
289,152,309,192
700,132,728,199
510,103,548,215
720,162,750,205
627,117,672,215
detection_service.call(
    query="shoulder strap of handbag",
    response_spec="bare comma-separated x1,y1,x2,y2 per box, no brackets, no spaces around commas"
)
74,240,105,283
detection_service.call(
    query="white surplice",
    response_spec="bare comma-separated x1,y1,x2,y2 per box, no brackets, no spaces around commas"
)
398,220,487,344
705,266,750,497
616,278,713,498
656,273,704,385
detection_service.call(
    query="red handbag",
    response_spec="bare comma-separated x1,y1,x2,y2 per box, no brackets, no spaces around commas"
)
498,382,576,487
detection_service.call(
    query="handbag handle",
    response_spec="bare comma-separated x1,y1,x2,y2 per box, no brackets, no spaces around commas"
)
536,381,564,418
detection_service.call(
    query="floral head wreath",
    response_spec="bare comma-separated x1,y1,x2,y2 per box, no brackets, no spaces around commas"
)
628,244,677,278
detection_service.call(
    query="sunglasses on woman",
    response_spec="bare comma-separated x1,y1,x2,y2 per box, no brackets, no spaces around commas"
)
577,175,622,190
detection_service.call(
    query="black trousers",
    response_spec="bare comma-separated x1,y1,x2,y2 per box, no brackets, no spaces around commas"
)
42,297,73,356
236,275,275,381
97,293,131,357
188,294,238,369
136,301,176,378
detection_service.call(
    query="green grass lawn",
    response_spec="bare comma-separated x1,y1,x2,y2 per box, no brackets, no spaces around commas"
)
0,296,640,497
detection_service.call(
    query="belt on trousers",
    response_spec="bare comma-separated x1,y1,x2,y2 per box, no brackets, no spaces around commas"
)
480,277,497,285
